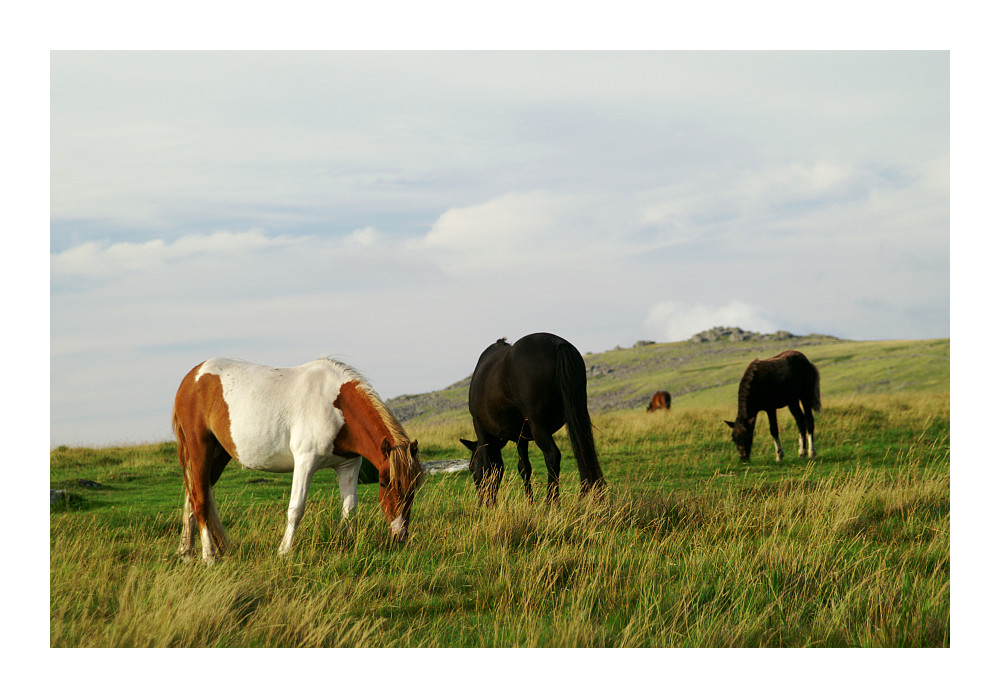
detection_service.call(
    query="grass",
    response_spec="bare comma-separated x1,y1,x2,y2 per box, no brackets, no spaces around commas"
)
51,389,949,647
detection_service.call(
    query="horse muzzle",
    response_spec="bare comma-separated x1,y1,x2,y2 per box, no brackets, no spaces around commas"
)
389,515,408,543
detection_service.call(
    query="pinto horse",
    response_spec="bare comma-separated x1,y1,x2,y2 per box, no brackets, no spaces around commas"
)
172,358,422,563
459,333,605,506
725,350,821,462
647,390,671,412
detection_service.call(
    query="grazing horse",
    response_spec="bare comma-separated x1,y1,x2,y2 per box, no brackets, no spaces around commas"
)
459,333,605,506
172,358,422,563
647,390,672,412
725,350,821,462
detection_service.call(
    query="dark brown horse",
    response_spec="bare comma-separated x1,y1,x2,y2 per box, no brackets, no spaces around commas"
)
647,390,671,412
725,350,821,462
460,333,605,506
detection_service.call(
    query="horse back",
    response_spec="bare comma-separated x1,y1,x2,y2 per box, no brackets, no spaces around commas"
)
741,350,819,414
468,333,577,438
177,358,349,469
468,340,524,438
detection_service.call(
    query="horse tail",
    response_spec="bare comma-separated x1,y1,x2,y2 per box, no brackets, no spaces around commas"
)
171,402,194,505
555,342,605,495
812,363,822,413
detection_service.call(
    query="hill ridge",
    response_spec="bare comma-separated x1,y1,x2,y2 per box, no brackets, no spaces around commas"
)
386,329,948,424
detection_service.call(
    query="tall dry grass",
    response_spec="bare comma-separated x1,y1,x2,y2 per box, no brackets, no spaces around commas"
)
51,452,948,647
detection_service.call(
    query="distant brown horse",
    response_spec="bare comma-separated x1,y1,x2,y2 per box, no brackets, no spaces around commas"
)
647,390,671,412
725,350,821,462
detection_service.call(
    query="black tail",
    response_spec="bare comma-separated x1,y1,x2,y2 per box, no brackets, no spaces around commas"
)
812,365,822,413
555,342,605,495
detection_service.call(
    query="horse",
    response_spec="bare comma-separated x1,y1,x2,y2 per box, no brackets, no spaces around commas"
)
459,333,605,506
724,350,821,462
172,357,422,563
647,390,672,412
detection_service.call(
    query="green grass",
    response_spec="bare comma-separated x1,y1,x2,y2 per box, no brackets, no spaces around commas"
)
51,386,949,647
389,335,949,420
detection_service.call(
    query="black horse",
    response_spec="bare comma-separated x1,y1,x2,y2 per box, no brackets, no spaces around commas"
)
460,333,605,506
725,350,821,462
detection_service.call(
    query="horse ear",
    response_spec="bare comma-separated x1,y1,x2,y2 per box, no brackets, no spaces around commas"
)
409,440,419,457
381,437,392,459
724,420,735,428
459,438,477,452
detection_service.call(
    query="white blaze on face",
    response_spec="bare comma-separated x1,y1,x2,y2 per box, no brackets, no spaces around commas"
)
390,515,406,537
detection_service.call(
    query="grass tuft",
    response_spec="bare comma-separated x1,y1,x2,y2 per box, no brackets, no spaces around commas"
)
52,391,948,647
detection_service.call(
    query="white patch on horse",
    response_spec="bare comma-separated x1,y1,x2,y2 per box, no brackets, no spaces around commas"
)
197,358,352,472
390,516,406,537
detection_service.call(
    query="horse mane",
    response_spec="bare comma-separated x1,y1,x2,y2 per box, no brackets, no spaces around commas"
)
320,357,422,491
736,358,761,417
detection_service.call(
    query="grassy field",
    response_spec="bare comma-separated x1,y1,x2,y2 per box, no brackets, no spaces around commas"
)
50,337,949,647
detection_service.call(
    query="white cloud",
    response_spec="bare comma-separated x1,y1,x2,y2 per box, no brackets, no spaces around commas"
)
420,191,583,264
643,300,782,342
51,230,305,279
347,226,380,246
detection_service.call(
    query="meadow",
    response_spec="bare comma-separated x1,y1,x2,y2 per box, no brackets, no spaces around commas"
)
50,337,949,647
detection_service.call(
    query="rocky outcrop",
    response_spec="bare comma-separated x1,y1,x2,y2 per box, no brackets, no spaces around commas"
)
689,326,797,343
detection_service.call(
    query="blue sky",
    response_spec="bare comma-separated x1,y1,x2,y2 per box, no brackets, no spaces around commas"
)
49,50,950,446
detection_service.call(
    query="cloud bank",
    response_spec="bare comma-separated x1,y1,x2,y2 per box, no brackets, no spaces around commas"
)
49,52,949,446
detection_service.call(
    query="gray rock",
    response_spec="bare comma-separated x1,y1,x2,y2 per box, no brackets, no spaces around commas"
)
421,459,469,474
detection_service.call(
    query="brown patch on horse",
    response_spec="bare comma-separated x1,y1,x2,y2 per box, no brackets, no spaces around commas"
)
333,381,422,494
172,362,237,556
173,364,239,464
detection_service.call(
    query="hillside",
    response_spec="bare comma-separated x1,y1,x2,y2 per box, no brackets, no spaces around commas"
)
386,327,950,424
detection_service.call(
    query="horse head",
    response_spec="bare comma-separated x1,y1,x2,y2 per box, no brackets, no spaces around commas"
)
377,438,422,542
725,417,756,461
460,437,502,506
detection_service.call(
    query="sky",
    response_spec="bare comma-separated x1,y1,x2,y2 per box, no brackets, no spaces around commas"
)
49,50,950,447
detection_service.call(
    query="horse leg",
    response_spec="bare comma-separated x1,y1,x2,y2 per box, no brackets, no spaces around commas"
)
279,456,318,555
204,442,232,554
200,487,228,563
516,438,534,503
336,457,362,523
803,404,817,458
533,429,562,504
178,492,198,560
787,402,809,458
766,409,784,462
176,435,198,560
180,430,228,563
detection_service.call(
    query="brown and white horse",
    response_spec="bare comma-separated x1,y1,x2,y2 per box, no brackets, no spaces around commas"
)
172,357,422,563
